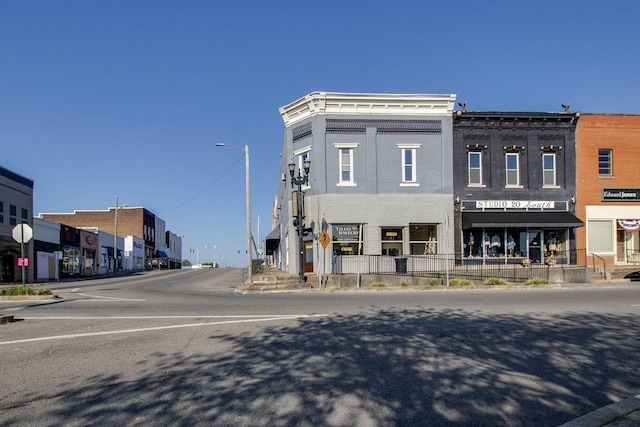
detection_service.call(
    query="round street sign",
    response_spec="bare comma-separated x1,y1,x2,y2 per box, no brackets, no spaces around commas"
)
12,224,33,243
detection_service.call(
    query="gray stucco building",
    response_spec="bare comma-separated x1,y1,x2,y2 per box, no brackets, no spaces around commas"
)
269,92,457,279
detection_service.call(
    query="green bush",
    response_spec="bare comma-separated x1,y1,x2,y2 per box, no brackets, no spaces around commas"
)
449,278,473,287
371,282,386,288
484,277,508,286
428,278,441,286
400,282,410,287
526,277,549,285
0,285,52,296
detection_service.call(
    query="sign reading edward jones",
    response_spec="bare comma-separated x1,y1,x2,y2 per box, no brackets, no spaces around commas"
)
602,189,640,201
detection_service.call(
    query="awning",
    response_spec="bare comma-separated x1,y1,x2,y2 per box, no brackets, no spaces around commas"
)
463,211,584,229
155,250,169,258
265,228,280,255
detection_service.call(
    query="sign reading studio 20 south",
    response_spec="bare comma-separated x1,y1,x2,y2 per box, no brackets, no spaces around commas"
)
602,189,640,201
476,200,555,209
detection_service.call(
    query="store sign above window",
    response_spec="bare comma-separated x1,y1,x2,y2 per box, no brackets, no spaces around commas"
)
476,200,555,209
332,224,361,241
603,189,640,201
618,220,640,231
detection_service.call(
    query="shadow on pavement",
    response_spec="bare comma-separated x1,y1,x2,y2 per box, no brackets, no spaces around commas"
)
4,308,640,426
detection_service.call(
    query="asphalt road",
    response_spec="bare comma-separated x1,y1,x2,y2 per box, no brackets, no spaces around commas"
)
1,269,639,426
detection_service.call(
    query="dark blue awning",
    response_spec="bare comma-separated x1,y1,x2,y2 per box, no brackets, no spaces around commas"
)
103,247,123,257
156,250,169,258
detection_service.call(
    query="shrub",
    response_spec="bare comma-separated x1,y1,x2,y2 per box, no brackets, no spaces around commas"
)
371,282,386,288
428,278,441,286
449,278,473,287
400,282,409,287
484,277,508,286
526,277,549,285
0,286,52,296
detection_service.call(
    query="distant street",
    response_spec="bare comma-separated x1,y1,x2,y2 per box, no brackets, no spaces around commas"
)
1,270,639,426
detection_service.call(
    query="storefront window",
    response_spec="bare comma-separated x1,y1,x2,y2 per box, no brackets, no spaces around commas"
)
409,223,437,255
332,224,362,255
62,248,80,274
381,227,403,256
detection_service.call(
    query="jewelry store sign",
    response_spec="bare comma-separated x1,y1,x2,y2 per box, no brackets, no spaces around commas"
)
603,189,640,201
332,224,361,241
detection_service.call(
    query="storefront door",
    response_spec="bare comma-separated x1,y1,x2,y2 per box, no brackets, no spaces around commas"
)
304,241,314,273
528,230,542,263
618,229,639,263
2,254,15,282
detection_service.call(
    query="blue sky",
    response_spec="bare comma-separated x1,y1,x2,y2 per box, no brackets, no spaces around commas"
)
1,1,639,266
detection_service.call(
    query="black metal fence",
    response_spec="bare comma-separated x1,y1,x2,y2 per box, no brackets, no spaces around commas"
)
334,249,587,283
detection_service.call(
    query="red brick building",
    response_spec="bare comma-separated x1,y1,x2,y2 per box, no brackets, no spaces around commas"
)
40,207,158,267
575,114,640,268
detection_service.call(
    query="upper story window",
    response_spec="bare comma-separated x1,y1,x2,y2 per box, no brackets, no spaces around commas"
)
334,143,358,186
398,144,421,186
293,146,311,189
468,152,483,186
0,201,3,224
505,153,520,187
21,208,28,220
598,148,612,175
542,153,556,187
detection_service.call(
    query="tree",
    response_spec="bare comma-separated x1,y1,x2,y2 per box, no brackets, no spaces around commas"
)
182,259,192,266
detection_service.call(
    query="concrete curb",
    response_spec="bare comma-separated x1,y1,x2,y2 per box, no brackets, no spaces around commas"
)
558,395,640,427
0,295,59,301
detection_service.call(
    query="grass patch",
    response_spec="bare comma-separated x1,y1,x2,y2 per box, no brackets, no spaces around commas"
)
428,278,441,286
484,277,508,286
371,282,386,288
448,278,473,287
0,285,52,296
526,277,549,285
400,282,410,287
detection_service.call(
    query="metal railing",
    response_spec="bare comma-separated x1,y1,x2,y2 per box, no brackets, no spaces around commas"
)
333,249,587,283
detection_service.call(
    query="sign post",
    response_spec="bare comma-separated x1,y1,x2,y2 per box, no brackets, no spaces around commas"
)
12,224,33,286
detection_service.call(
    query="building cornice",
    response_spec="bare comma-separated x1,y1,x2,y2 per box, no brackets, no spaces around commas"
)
279,92,457,127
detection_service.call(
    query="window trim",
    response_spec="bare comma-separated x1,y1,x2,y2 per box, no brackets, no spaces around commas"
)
334,143,358,186
468,151,484,187
397,143,421,186
505,153,522,188
542,153,558,188
293,145,312,189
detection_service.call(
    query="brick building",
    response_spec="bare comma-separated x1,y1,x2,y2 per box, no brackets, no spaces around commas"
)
452,111,583,266
39,207,166,269
576,114,640,267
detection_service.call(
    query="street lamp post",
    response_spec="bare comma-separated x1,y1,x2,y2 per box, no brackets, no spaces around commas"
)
114,195,120,276
288,159,311,287
216,143,253,284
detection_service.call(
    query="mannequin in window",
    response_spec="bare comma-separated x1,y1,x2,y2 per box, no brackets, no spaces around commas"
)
507,235,516,257
468,234,475,257
490,234,501,256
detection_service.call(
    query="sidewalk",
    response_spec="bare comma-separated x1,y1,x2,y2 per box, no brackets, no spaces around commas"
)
558,394,640,427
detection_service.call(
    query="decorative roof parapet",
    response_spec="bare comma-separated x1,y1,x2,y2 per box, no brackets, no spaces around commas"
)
279,92,457,127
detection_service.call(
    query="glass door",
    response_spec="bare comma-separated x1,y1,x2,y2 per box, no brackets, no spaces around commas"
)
528,230,541,263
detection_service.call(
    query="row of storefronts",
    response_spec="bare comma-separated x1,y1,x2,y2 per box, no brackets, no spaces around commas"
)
269,93,640,278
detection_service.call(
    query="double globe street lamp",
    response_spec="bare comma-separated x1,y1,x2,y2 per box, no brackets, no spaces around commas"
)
288,158,311,286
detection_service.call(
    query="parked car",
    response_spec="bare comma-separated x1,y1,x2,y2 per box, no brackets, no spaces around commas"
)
624,271,640,281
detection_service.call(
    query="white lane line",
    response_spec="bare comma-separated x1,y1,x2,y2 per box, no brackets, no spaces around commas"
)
0,314,327,346
74,293,146,301
20,315,326,319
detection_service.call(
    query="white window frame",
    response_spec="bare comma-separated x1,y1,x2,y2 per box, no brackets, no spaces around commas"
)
542,153,557,187
334,143,358,186
397,144,421,186
505,153,521,187
468,151,483,186
293,145,312,189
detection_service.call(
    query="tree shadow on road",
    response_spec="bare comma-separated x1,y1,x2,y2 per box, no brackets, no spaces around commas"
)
4,308,640,426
